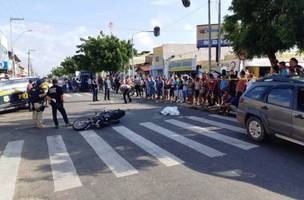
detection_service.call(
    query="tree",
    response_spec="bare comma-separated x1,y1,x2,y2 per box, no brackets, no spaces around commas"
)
223,0,304,66
76,35,133,73
51,66,66,77
60,57,79,75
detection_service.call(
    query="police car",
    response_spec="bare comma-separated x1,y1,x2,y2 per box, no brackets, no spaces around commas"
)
0,77,38,110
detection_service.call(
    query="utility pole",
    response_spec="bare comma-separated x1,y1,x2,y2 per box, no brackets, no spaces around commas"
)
131,27,160,79
27,51,30,77
109,21,113,36
27,49,35,77
208,0,212,72
217,0,221,69
10,17,24,77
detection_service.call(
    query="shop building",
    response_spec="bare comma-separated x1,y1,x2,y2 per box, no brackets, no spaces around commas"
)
152,43,234,78
0,32,9,78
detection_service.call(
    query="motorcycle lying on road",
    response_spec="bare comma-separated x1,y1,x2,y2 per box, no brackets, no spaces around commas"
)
73,109,126,131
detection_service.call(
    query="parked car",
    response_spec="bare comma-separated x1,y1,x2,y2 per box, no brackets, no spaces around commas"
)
237,75,304,145
0,77,38,111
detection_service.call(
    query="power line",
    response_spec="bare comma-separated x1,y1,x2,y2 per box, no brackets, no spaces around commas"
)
163,3,208,31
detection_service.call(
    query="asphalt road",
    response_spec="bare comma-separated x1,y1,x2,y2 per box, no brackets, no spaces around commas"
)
0,91,304,200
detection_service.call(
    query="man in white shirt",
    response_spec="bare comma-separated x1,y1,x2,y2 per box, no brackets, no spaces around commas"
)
104,76,111,101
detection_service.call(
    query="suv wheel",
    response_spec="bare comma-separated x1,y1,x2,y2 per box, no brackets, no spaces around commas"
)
246,117,265,142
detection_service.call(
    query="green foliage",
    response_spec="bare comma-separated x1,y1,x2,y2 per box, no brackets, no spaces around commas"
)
55,34,135,76
223,0,304,65
76,35,133,73
51,66,66,77
60,57,79,75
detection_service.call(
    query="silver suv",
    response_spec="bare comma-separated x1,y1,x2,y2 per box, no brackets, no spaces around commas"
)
237,76,304,145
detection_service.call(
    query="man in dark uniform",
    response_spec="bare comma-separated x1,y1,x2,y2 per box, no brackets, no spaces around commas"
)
46,79,71,129
30,79,46,128
92,79,99,102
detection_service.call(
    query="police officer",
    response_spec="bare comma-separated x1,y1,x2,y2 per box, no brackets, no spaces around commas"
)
30,79,46,128
46,79,71,129
92,79,99,102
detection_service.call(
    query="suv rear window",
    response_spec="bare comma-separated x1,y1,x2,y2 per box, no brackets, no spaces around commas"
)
244,86,268,101
268,88,293,108
298,87,304,112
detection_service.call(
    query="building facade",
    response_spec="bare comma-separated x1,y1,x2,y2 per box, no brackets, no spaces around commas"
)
0,32,9,77
152,44,235,78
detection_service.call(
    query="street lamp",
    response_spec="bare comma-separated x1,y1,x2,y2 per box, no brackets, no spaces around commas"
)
10,17,24,77
27,49,35,77
131,26,160,79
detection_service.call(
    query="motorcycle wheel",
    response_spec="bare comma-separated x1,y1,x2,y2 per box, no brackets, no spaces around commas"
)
73,119,92,131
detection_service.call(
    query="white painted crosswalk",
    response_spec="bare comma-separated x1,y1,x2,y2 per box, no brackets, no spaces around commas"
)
113,126,184,167
80,130,138,178
186,116,246,134
47,135,82,192
0,113,259,197
166,119,257,150
140,122,225,158
0,140,24,200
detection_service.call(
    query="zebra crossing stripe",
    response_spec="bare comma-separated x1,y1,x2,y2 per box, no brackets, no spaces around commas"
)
187,116,246,134
75,93,82,97
64,94,72,98
166,119,258,150
0,140,24,200
140,122,225,158
113,126,184,167
209,114,238,123
80,130,138,178
47,135,82,192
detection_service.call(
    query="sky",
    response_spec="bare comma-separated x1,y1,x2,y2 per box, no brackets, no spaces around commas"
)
0,0,232,76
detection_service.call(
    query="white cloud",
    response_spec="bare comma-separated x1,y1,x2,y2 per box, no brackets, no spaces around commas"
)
135,32,154,49
184,23,194,31
150,18,162,27
0,23,92,76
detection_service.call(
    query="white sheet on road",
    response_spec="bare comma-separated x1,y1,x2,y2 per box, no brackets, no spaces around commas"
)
160,106,180,116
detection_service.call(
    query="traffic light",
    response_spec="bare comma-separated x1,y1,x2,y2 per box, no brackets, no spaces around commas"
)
182,0,191,7
154,26,160,37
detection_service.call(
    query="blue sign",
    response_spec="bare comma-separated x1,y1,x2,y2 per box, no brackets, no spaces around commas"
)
3,61,8,69
197,39,231,48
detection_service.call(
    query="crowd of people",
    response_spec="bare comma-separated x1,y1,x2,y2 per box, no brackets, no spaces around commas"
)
117,57,304,113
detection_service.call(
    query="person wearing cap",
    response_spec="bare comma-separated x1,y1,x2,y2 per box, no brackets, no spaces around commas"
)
30,79,46,128
46,79,71,129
